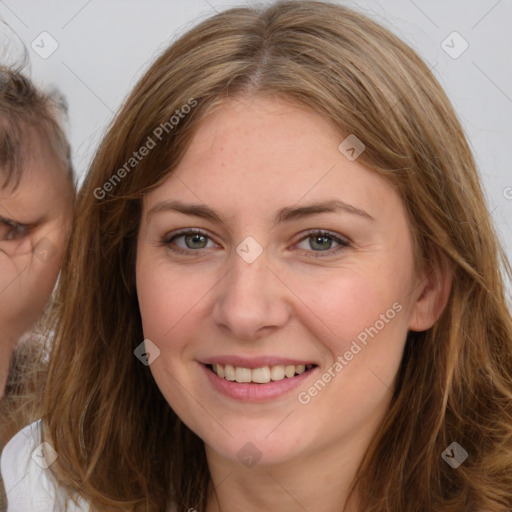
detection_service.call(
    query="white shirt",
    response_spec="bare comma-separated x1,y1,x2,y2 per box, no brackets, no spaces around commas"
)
1,420,90,511
1,421,177,511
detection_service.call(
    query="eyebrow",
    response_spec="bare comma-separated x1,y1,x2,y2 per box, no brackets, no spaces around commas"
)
0,214,44,229
147,199,375,225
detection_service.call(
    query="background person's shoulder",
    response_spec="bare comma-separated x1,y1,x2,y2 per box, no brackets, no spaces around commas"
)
0,419,90,511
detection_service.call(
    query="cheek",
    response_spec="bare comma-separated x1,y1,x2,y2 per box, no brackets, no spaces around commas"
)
33,241,63,295
136,265,172,340
135,253,206,348
291,273,408,424
286,259,413,407
292,267,407,354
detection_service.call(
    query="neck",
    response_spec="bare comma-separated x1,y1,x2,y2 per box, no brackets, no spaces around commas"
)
205,444,360,512
203,411,388,512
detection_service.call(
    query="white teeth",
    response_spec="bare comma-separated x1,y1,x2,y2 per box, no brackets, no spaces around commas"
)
251,366,271,384
224,364,235,381
270,365,285,381
295,365,306,375
210,363,313,383
235,367,252,383
284,365,296,378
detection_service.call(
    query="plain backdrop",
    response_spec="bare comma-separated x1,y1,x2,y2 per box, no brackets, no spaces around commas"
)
1,0,511,296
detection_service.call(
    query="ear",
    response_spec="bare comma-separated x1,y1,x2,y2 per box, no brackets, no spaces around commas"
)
408,252,453,332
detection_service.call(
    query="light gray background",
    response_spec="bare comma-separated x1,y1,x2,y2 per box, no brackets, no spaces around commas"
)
1,0,511,296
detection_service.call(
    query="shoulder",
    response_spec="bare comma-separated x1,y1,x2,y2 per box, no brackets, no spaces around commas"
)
0,419,90,511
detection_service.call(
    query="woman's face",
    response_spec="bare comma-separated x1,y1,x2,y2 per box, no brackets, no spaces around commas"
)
136,96,432,468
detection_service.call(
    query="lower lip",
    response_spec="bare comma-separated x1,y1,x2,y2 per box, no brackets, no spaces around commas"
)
200,363,316,402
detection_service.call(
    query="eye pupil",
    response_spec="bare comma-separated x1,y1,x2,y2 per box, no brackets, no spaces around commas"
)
311,235,332,251
186,233,207,249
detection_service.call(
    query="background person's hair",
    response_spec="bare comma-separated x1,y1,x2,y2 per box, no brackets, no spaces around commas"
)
0,330,50,445
0,61,74,189
40,1,512,511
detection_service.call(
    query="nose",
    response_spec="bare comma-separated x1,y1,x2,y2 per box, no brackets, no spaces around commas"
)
211,247,291,341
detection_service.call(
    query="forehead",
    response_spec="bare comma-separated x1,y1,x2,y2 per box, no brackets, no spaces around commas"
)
143,96,400,223
0,132,70,219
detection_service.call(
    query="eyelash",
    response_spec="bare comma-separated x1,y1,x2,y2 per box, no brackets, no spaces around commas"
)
0,218,28,241
161,228,351,258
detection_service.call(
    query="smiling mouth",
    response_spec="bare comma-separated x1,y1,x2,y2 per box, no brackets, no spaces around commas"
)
205,363,317,384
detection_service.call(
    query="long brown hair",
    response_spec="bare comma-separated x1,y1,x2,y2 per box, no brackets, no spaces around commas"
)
41,1,512,511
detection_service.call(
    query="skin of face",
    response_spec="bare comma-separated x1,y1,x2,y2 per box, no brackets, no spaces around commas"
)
136,96,450,511
0,130,73,398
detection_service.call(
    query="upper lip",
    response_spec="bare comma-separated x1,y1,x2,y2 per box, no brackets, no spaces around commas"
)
199,356,317,369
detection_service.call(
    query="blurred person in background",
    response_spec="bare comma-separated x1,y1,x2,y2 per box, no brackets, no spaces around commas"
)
0,61,75,508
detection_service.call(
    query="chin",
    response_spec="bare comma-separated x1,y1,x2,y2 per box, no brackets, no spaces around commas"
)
201,425,306,468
